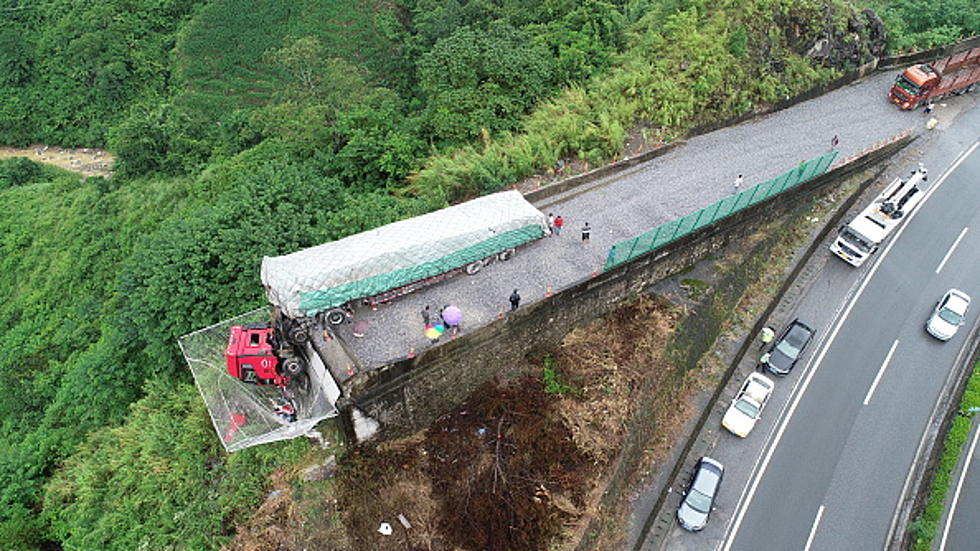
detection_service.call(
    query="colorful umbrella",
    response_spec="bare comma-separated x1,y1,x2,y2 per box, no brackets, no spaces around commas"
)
442,306,462,326
424,323,444,339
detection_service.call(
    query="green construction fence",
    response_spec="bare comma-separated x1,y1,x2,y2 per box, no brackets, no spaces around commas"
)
604,152,838,270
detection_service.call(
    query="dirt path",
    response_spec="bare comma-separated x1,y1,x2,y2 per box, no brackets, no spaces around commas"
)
0,145,114,178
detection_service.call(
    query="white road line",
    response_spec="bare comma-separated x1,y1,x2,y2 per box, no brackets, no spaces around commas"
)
935,227,969,274
939,421,980,551
803,505,826,551
864,339,899,405
723,140,979,551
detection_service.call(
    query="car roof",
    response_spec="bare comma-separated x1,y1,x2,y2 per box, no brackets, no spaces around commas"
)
694,458,723,493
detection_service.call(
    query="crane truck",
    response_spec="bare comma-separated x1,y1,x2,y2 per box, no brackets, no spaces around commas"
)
829,166,926,267
889,47,980,110
224,190,549,387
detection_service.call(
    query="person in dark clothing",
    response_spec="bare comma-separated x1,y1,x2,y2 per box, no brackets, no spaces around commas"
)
581,223,591,242
509,289,521,311
421,305,431,325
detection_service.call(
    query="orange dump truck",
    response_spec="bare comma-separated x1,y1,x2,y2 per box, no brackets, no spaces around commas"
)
888,47,980,109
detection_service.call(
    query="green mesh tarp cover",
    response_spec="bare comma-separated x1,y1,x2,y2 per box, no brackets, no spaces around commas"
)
262,190,548,318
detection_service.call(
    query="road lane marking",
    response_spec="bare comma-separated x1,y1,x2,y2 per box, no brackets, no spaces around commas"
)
724,141,979,551
884,141,980,550
935,227,969,274
939,421,980,551
864,339,899,405
803,505,826,551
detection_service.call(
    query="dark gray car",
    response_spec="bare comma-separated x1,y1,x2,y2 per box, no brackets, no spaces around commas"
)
763,319,815,376
677,456,724,531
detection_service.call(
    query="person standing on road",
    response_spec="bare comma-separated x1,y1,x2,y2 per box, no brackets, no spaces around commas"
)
581,222,591,242
924,101,935,115
553,215,564,236
509,289,521,311
421,305,431,326
547,213,555,235
733,173,743,193
759,326,775,350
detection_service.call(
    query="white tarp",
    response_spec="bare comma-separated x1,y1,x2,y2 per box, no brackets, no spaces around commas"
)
261,190,547,318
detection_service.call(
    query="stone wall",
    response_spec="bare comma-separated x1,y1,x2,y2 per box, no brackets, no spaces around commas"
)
337,135,914,443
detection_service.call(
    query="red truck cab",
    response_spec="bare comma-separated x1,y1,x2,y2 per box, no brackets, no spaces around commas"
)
889,64,939,109
226,323,296,386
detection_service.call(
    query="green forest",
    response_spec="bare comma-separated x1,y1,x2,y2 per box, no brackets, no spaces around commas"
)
0,0,976,548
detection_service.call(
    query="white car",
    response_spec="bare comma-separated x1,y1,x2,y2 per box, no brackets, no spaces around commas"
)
926,289,971,341
722,373,775,437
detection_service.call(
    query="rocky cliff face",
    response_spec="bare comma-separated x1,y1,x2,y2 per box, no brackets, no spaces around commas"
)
767,4,887,73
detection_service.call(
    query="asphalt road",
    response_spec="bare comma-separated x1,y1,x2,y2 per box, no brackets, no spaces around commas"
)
720,117,980,548
939,417,980,551
334,70,920,370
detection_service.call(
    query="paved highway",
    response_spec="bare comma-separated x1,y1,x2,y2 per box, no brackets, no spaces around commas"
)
649,92,979,550
722,118,980,548
939,417,980,551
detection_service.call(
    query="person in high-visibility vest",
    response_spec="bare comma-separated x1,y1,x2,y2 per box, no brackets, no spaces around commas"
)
759,326,775,349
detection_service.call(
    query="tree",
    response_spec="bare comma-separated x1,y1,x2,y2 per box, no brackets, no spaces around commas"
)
0,28,33,86
417,22,554,144
0,158,42,189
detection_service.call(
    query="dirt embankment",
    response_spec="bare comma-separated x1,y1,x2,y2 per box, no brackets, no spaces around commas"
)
0,145,114,177
223,295,687,551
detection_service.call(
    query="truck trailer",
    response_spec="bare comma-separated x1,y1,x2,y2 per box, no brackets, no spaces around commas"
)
889,47,980,110
829,166,926,267
225,190,549,386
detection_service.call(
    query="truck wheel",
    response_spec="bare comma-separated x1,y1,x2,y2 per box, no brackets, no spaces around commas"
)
464,260,483,275
288,325,309,345
497,248,516,261
286,372,309,395
325,309,346,325
282,356,306,377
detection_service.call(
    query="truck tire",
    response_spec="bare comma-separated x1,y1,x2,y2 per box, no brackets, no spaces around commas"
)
497,248,516,261
464,260,483,275
286,372,309,396
288,324,309,345
282,356,306,377
325,309,346,325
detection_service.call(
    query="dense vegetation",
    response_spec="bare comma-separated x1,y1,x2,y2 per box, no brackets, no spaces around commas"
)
869,0,980,51
0,0,976,548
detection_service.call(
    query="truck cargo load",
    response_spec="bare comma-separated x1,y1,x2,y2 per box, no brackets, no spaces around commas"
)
261,190,549,319
830,166,926,266
889,47,980,109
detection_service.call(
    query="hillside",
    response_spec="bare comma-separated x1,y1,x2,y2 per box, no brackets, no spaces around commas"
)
0,0,977,548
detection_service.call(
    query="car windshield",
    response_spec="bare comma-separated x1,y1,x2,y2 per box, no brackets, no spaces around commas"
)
938,307,963,325
775,339,800,360
839,227,873,253
686,487,713,513
734,399,759,418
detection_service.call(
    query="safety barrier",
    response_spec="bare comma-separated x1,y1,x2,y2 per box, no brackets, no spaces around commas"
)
604,151,838,270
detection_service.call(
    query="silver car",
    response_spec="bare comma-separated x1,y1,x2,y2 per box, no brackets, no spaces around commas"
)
926,289,971,341
677,456,724,531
